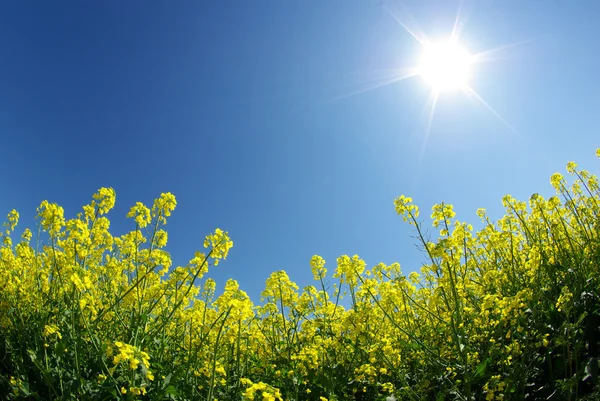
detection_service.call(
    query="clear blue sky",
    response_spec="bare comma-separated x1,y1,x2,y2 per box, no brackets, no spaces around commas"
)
1,1,598,301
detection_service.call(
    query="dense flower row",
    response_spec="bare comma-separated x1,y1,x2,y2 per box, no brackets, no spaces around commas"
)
1,150,600,400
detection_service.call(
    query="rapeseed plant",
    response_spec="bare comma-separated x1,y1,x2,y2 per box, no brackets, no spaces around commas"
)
0,150,599,400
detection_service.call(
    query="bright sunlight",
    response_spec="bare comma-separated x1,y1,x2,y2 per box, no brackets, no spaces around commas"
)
418,39,472,92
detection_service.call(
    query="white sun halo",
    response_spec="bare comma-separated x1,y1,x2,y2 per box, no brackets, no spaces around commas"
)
418,40,473,92
325,2,521,143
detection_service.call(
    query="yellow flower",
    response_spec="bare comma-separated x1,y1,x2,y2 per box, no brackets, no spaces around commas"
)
43,324,62,339
152,192,177,224
310,255,327,280
556,288,573,312
394,195,419,223
21,228,32,242
92,187,116,215
155,229,168,247
333,254,366,286
431,203,455,228
130,387,147,396
550,172,564,189
121,387,127,395
112,341,150,372
7,209,19,231
129,358,140,370
203,228,233,265
37,200,65,236
381,382,395,393
127,202,152,228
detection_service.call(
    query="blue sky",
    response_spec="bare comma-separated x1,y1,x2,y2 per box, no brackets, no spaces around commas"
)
1,0,598,301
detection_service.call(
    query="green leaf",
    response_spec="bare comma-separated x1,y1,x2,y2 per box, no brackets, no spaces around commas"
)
473,357,491,380
162,373,173,389
164,385,179,396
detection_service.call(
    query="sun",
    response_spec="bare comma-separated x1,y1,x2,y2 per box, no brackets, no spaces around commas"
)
327,2,520,141
417,40,473,92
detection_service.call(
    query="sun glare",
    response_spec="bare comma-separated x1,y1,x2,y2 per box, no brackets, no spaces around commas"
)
418,40,472,92
327,1,521,150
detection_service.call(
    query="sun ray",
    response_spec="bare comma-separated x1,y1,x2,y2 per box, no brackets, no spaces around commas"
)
418,90,441,161
334,68,418,91
463,85,520,137
378,0,428,44
322,69,419,104
471,35,548,63
449,0,467,44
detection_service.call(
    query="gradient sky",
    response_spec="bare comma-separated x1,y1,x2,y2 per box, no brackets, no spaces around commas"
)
1,0,599,301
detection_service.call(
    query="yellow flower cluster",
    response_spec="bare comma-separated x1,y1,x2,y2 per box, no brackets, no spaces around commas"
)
204,228,233,265
43,324,62,339
37,200,65,237
112,341,153,381
0,150,599,400
310,255,327,281
241,378,283,401
127,202,152,228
